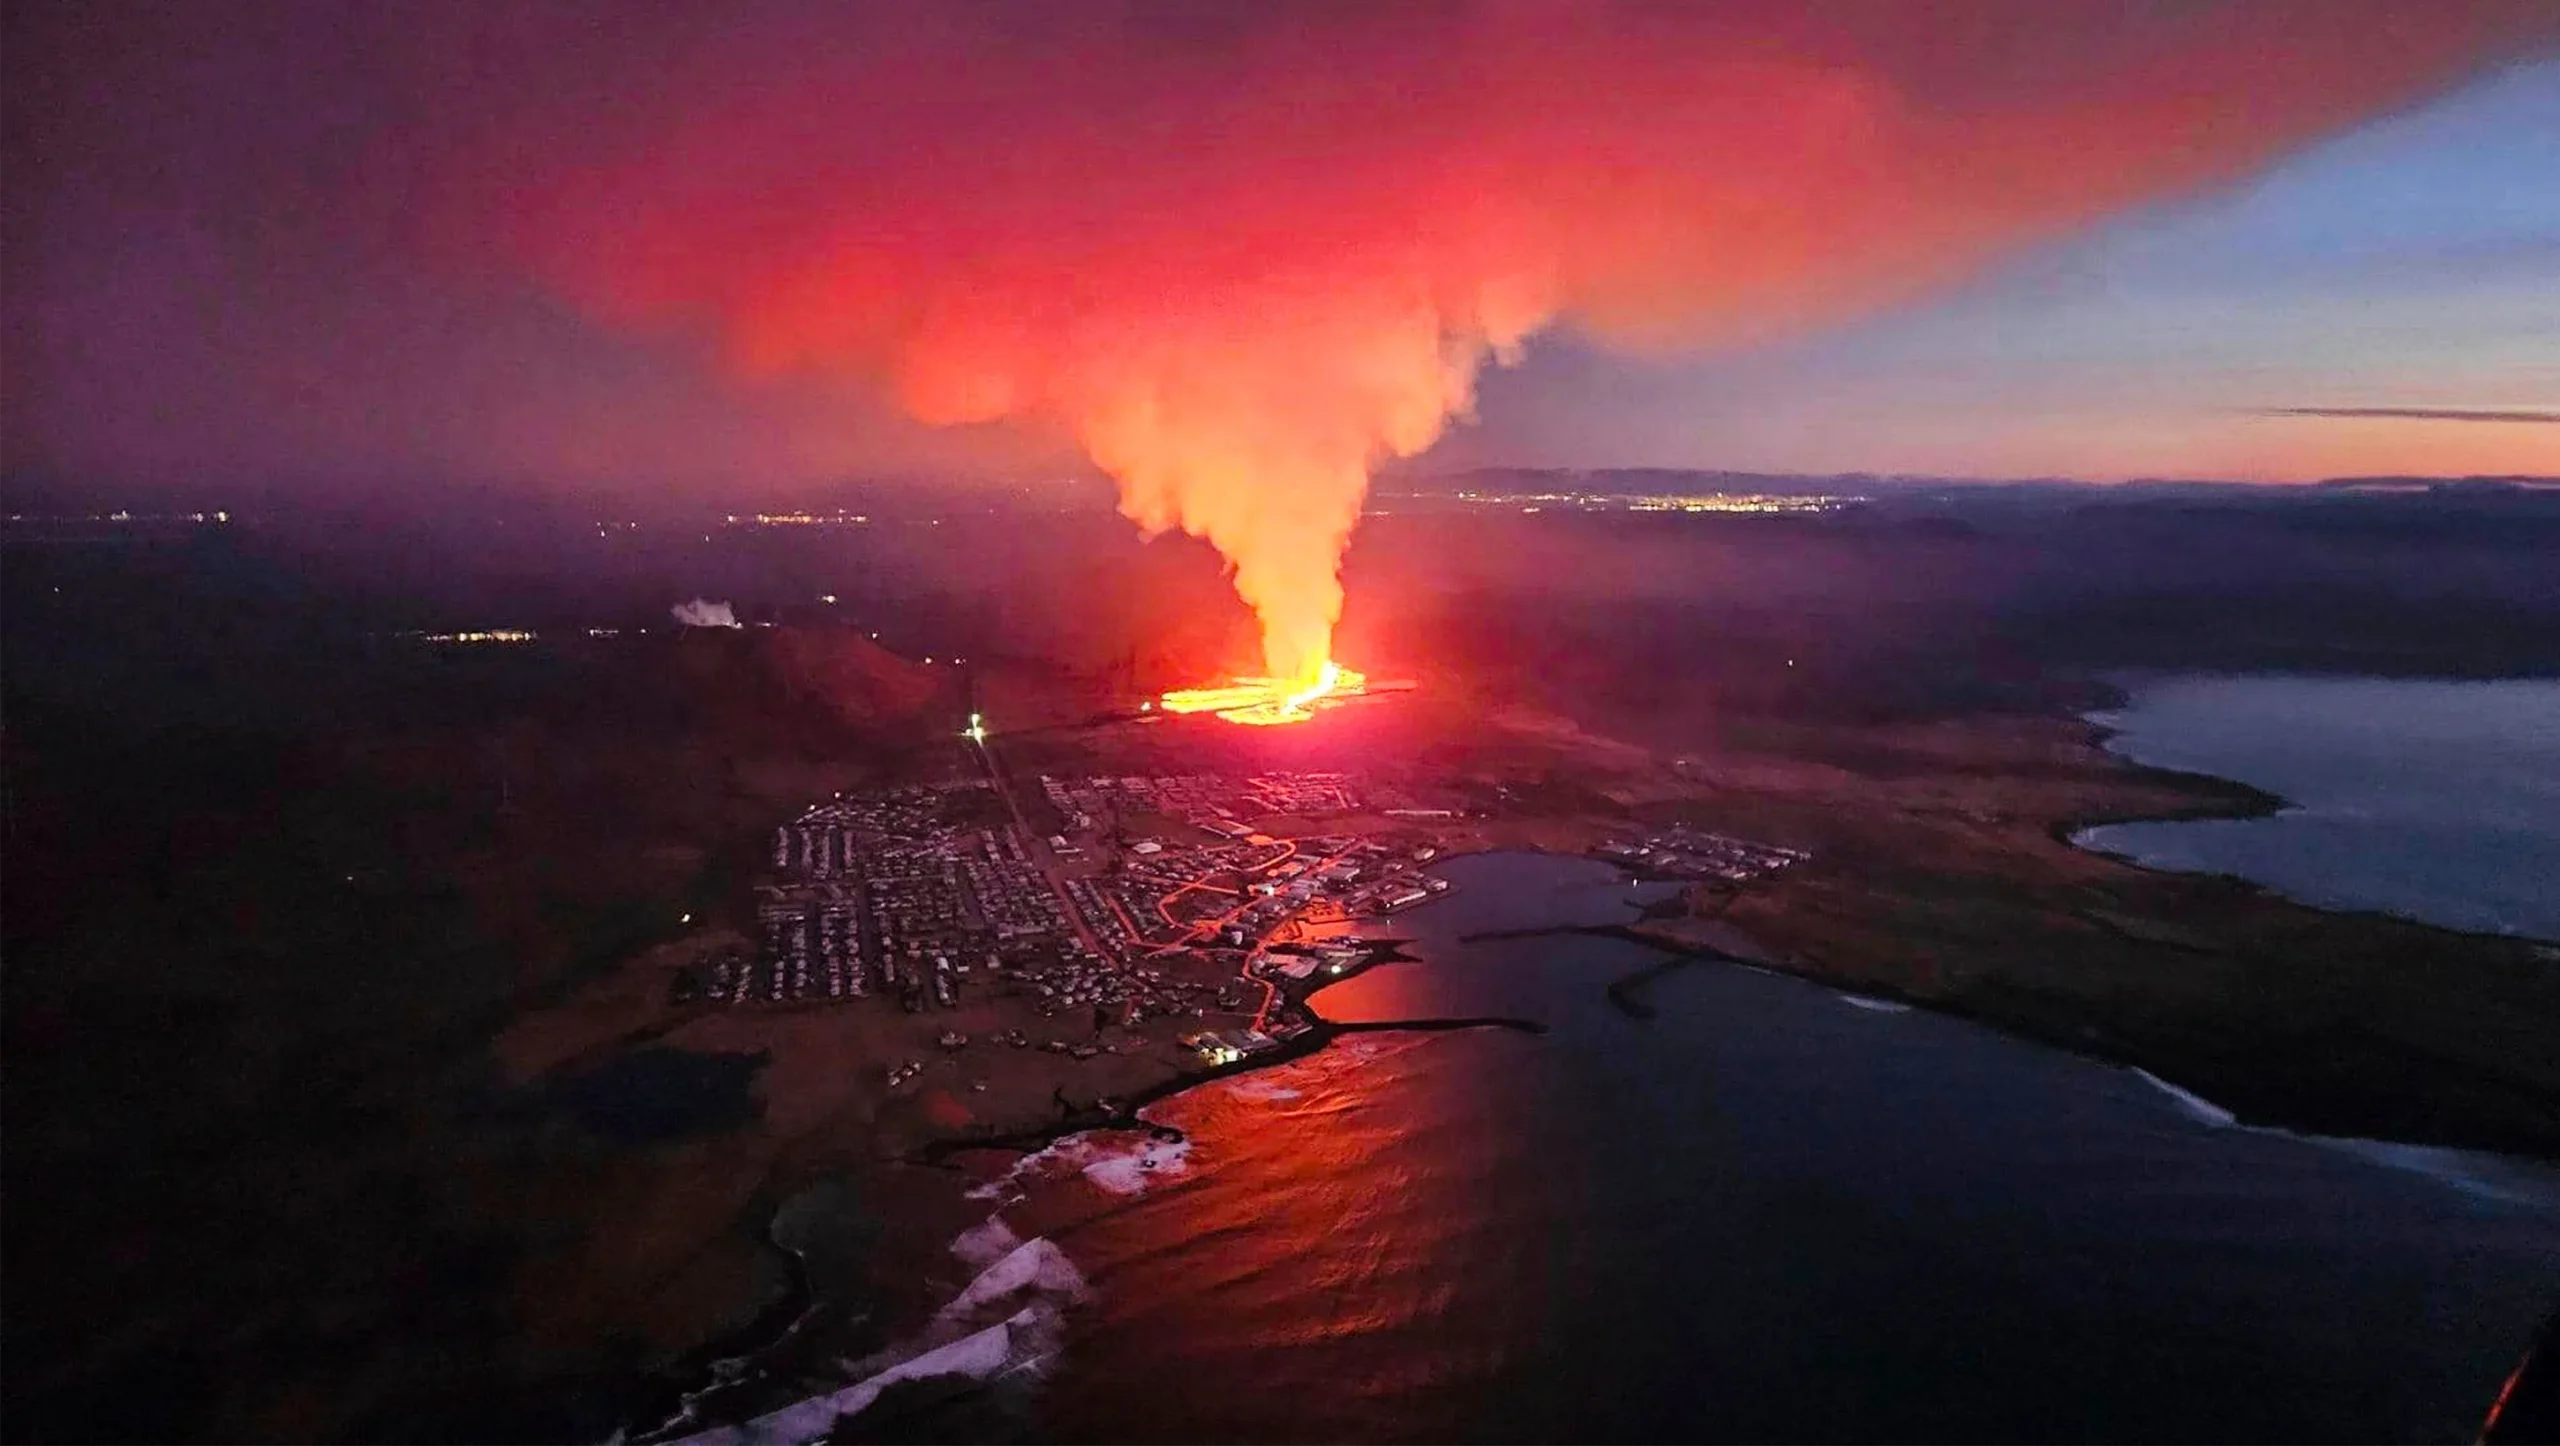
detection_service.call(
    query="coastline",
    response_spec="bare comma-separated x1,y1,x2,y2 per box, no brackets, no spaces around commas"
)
913,938,1549,1166
2059,817,2560,950
632,939,1547,1441
2060,680,2560,946
821,808,2560,1443
914,999,1550,1169
621,695,2560,1443
1471,902,2560,1165
1435,697,2560,1161
762,844,2560,1443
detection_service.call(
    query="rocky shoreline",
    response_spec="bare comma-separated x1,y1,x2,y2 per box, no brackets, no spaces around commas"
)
609,703,2560,1445
627,935,1548,1440
1473,898,2560,1163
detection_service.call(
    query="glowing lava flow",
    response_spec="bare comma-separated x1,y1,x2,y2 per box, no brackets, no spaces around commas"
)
1161,661,1368,726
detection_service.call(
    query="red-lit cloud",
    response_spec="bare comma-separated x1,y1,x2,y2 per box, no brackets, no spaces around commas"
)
441,1,2549,680
9,3,2551,647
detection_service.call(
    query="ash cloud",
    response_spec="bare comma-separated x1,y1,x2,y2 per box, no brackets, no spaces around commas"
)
11,1,2555,672
449,1,2550,682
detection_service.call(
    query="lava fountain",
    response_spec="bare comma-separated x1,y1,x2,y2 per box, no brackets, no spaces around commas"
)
1162,660,1369,726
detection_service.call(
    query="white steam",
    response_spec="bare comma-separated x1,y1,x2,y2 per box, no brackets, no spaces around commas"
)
671,597,742,628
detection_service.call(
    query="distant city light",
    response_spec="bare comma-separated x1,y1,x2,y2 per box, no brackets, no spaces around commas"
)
2,509,231,527
407,629,537,644
730,511,871,526
1420,489,1863,515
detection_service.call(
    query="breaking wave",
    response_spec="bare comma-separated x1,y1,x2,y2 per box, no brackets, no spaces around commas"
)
2129,1066,2560,1206
939,1237,1089,1320
949,1216,1023,1269
667,1308,1051,1446
1220,1077,1304,1102
968,1125,1195,1204
667,1236,1086,1446
2131,1068,2241,1128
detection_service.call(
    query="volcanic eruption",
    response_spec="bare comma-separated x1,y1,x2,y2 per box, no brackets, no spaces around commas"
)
1160,661,1371,727
447,1,2555,721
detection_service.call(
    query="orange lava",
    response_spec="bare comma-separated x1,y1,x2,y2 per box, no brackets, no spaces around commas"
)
1161,661,1368,726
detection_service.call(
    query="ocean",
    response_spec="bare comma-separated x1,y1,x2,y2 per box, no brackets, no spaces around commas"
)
2074,675,2560,940
746,852,2560,1444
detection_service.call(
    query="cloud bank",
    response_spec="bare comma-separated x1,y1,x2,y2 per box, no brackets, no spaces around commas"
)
2262,407,2559,425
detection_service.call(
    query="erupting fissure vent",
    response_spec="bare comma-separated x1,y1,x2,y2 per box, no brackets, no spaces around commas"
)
1161,661,1369,726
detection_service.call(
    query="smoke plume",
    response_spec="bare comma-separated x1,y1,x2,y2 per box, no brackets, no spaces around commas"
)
466,1,2552,684
671,598,742,629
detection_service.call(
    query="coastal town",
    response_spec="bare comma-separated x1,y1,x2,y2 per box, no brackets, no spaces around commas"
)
692,769,1465,1082
665,725,1817,1106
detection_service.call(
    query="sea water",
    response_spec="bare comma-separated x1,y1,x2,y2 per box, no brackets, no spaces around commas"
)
967,853,2560,1443
2076,675,2560,940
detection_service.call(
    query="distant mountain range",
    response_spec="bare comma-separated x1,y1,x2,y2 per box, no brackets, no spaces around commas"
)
1379,467,2560,498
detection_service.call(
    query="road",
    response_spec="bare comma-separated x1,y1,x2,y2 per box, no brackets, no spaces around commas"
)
967,731,1113,962
969,748,1363,1038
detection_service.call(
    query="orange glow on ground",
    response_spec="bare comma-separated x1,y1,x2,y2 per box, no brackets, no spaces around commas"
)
1161,661,1369,726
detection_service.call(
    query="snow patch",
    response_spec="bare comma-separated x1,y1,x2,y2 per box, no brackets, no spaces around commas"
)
1834,992,1914,1014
